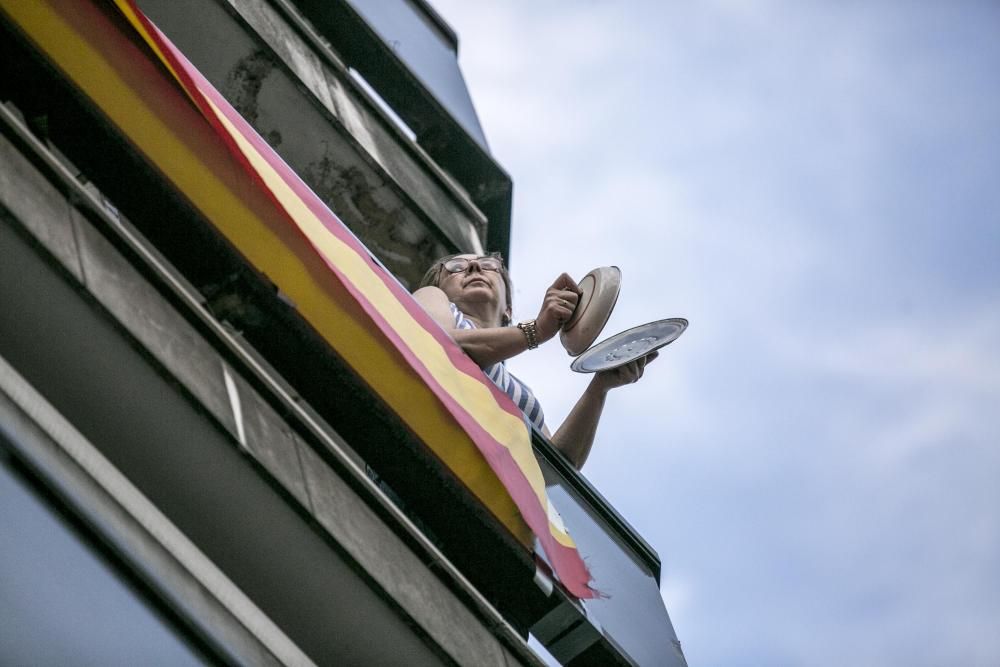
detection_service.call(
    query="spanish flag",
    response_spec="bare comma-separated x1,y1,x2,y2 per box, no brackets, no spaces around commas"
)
0,0,595,599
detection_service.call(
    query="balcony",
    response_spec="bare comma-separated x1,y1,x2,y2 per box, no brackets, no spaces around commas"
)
136,0,500,287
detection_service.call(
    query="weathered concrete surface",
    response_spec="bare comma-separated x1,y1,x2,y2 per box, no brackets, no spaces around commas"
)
137,0,486,287
223,0,487,227
72,210,241,442
0,132,82,281
223,365,312,507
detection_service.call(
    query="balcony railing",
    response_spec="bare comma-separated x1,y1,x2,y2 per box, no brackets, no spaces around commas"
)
531,432,687,665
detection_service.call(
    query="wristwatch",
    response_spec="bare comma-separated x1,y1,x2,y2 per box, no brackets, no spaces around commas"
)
517,319,539,350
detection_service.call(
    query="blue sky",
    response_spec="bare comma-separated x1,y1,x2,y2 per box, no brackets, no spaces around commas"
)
433,1,1000,665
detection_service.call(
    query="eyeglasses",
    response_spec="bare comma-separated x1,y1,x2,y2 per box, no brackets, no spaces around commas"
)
441,256,503,273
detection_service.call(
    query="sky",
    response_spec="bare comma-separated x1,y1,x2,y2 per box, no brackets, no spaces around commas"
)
431,2,1000,665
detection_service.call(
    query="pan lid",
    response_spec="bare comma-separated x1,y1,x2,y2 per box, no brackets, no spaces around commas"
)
560,266,622,357
570,318,688,373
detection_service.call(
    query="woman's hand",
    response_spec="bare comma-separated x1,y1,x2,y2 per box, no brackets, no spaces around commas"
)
535,273,582,342
592,351,659,393
551,351,660,469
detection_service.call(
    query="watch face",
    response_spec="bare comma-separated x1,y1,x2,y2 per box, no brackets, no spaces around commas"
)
571,318,688,373
560,266,621,357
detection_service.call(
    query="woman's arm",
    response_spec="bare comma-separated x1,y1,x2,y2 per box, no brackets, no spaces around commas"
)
412,285,531,367
452,327,533,368
550,352,658,469
412,275,581,369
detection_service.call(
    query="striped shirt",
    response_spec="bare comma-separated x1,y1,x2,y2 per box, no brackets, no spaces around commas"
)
449,303,547,432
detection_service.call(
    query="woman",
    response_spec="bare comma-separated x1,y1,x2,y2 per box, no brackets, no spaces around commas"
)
413,253,656,469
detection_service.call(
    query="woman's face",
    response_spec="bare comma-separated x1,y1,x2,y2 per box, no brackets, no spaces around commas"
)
438,254,510,325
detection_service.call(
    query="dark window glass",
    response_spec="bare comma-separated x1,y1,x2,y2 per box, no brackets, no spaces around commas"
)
0,457,210,666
